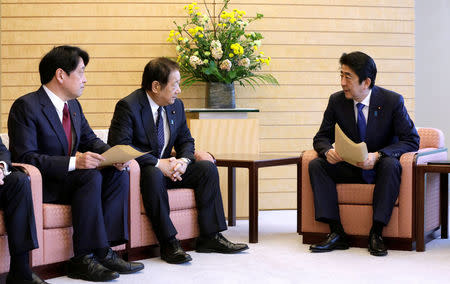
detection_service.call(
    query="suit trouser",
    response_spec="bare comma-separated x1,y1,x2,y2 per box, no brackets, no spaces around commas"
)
140,160,227,242
0,171,38,256
45,168,129,255
308,156,401,225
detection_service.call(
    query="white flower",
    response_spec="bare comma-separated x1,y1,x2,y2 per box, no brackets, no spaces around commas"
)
238,58,250,68
210,40,223,60
219,59,232,71
189,55,204,69
211,40,222,50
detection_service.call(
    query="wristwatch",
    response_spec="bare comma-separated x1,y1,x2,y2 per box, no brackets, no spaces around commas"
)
180,158,192,166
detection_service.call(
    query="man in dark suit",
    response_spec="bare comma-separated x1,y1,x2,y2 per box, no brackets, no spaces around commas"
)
308,51,420,256
0,139,48,284
108,57,248,264
8,46,143,281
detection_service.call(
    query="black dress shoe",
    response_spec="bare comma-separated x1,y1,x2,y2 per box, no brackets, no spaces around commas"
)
368,232,388,256
309,232,350,252
160,239,192,264
6,272,49,284
97,248,144,274
67,253,119,282
196,233,249,254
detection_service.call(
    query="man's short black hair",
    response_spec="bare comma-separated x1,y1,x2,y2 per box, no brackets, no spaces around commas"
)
39,45,89,85
141,57,179,91
339,51,377,88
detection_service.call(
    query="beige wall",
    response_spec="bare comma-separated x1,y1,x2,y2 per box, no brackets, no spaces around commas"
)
0,0,414,210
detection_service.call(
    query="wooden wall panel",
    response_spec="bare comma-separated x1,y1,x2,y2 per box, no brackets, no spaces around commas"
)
0,0,415,211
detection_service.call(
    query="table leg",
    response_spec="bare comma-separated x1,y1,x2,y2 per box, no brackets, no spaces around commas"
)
249,165,258,243
416,167,426,252
441,173,449,239
227,167,236,226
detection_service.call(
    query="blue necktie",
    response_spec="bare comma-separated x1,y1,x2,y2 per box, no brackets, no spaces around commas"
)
156,106,165,157
356,103,375,183
356,103,366,142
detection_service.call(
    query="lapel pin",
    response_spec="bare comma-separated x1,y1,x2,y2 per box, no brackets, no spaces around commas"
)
172,110,176,114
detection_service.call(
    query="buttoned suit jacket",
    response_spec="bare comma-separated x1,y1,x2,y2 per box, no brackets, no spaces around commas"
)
107,88,195,167
313,85,420,160
8,86,110,202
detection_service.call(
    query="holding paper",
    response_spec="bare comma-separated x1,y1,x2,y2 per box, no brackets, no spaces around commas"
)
334,124,368,166
99,145,149,167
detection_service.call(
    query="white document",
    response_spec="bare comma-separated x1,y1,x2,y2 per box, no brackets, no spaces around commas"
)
334,124,368,166
99,145,149,167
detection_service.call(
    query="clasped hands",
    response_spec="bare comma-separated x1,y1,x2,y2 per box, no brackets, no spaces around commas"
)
75,151,130,171
326,149,380,170
158,157,188,182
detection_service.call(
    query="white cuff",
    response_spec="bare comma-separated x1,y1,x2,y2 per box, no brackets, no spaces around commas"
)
69,157,76,171
0,161,11,176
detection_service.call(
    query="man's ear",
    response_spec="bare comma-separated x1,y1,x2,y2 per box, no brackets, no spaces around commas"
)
151,81,160,94
363,77,371,89
55,68,65,83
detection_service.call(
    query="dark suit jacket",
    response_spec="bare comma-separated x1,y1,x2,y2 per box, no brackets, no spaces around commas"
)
8,86,110,202
313,85,420,159
108,88,195,167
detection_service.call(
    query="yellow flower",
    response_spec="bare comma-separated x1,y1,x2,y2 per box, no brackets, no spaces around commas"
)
198,34,204,38
229,53,234,58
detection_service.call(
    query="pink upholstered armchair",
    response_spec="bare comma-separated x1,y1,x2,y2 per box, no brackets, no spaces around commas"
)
299,127,447,250
128,151,215,256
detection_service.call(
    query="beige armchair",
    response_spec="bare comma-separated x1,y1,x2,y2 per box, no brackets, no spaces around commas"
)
298,127,447,250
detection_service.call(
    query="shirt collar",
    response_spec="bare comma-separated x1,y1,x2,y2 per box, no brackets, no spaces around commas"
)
354,88,372,107
146,91,163,114
43,85,66,114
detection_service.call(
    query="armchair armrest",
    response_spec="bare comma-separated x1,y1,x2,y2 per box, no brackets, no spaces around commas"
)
127,159,141,248
12,163,44,266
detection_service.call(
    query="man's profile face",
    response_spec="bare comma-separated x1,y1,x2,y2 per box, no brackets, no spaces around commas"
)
153,70,181,106
61,57,87,100
340,64,368,102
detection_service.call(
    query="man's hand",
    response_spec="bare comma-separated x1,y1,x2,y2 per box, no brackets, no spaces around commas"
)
171,159,188,181
158,157,179,180
356,152,379,170
0,167,4,186
75,151,105,169
325,149,343,164
113,160,131,171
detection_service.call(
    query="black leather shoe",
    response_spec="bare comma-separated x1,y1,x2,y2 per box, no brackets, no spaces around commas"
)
97,248,144,274
196,233,249,254
67,253,119,282
6,272,49,284
309,232,350,252
160,239,192,264
368,232,388,256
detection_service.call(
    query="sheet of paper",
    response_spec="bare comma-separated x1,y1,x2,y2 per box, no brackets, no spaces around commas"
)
335,124,368,166
99,145,149,167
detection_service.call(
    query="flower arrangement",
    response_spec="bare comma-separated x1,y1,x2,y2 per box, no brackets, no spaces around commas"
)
167,0,278,88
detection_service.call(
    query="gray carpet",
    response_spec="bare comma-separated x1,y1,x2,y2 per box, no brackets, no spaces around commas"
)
49,210,450,283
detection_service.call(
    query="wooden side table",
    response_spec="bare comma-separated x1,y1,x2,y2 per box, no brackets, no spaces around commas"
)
214,153,301,243
415,163,450,251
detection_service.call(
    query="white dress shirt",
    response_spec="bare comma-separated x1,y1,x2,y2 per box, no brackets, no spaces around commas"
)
43,85,76,171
